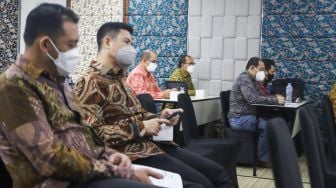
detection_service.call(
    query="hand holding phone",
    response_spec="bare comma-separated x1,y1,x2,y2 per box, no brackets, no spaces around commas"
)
167,111,183,120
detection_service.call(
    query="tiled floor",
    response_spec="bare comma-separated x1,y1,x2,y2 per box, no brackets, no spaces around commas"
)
236,156,311,188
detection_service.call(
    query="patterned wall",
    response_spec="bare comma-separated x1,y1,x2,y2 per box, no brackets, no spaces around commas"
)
70,0,123,80
126,0,188,88
261,0,336,113
0,0,19,73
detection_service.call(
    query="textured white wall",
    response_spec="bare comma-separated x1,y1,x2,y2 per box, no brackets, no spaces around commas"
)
188,0,262,96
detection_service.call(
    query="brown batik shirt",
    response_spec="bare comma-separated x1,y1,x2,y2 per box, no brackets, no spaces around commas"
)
74,61,164,161
0,56,130,188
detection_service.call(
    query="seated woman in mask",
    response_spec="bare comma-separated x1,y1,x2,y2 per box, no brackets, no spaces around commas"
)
168,55,196,96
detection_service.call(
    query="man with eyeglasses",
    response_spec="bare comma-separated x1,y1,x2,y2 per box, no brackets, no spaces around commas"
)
127,50,172,99
168,55,196,96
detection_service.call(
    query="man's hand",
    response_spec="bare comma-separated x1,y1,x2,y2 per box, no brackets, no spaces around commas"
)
132,168,163,184
143,118,170,136
163,89,171,99
276,95,285,104
160,108,183,126
109,152,133,178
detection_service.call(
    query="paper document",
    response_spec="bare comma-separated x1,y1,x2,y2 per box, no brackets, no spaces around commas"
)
133,164,183,188
153,123,174,141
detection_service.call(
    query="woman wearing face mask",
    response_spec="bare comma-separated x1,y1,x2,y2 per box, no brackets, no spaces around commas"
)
168,55,196,96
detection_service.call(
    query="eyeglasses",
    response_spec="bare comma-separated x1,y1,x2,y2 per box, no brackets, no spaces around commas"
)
184,62,195,65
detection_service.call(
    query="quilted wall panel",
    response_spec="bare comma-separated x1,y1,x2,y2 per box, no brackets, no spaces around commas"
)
261,0,336,116
0,0,19,73
126,0,188,88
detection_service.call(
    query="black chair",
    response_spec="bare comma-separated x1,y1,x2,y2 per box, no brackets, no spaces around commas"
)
165,81,188,93
299,106,336,188
0,156,11,188
321,95,336,161
177,93,240,187
271,78,305,102
136,93,157,113
220,90,258,176
266,118,303,188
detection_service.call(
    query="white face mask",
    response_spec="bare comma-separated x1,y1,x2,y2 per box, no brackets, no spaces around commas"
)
146,61,157,72
186,65,195,73
116,46,137,67
256,71,266,81
46,39,80,76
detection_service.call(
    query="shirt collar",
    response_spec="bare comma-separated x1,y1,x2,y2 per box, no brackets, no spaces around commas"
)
16,55,44,79
90,60,123,77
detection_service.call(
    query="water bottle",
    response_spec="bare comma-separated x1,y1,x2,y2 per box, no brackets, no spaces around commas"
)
285,83,293,103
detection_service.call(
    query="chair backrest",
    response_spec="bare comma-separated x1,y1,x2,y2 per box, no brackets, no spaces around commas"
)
271,78,305,101
321,95,336,157
166,81,188,93
220,90,231,126
136,93,157,113
177,93,199,145
299,106,326,188
266,117,303,188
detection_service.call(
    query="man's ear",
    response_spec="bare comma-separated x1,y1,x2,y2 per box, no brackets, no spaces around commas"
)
39,36,50,53
103,36,112,49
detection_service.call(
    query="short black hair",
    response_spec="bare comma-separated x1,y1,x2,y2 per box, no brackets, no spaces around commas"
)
178,55,191,68
141,50,153,61
96,22,133,51
23,3,79,46
262,58,275,71
245,57,261,70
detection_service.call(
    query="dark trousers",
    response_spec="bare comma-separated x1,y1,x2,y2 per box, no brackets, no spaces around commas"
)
134,143,233,188
71,178,160,188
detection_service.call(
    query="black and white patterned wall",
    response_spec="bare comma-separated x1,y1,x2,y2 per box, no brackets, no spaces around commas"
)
0,0,19,72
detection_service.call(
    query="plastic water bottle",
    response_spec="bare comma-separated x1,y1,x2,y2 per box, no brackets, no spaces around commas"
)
285,83,293,103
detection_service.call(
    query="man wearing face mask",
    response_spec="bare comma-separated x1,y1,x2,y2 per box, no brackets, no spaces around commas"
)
168,55,196,96
126,50,171,99
0,4,164,188
74,22,234,188
228,57,285,165
256,59,276,96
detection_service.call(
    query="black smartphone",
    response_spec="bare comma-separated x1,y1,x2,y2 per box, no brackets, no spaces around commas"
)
167,111,183,120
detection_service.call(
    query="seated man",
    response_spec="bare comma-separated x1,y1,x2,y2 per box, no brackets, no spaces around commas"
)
168,55,196,96
256,58,276,96
228,57,285,164
0,4,161,188
75,22,233,188
126,50,171,99
329,83,336,119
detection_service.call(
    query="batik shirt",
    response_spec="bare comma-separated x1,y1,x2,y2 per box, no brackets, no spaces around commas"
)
126,65,164,99
329,83,336,118
168,68,195,96
75,61,164,161
0,56,127,188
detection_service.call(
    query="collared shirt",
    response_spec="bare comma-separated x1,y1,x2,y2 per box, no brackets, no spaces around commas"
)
168,68,195,96
228,72,278,119
0,55,126,188
126,65,164,99
74,61,164,161
256,81,271,96
329,83,336,118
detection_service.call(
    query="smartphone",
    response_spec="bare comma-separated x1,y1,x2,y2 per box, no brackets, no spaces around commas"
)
167,111,183,120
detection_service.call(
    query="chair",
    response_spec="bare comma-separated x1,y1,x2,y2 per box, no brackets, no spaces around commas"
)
266,118,303,188
0,156,11,188
136,93,157,113
299,106,336,188
177,93,240,187
321,95,336,161
220,90,258,176
165,81,188,93
271,78,305,101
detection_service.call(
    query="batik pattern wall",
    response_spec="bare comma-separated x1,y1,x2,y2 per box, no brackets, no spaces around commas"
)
127,0,188,88
70,0,123,79
261,0,336,112
0,0,19,72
